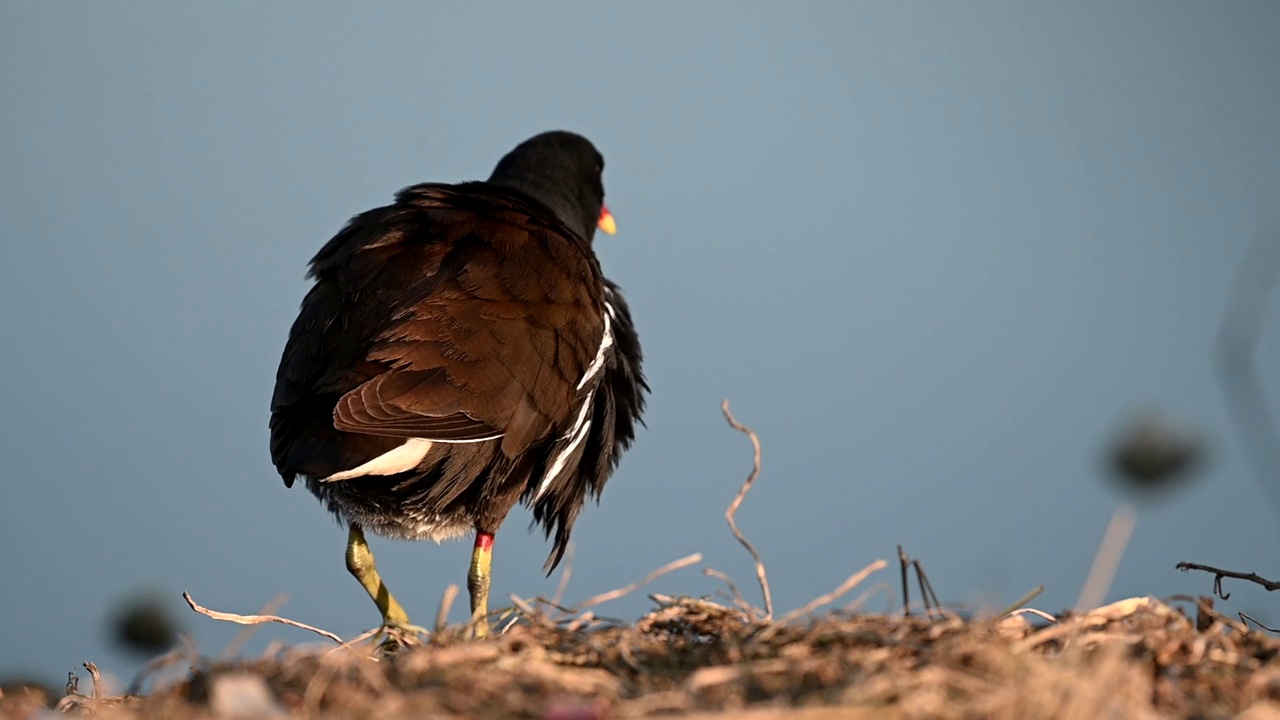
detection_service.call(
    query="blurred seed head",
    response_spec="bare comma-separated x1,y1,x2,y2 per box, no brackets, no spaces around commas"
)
1106,409,1207,496
108,591,181,656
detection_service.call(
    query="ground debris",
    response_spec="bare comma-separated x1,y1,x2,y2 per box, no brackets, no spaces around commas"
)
14,595,1280,719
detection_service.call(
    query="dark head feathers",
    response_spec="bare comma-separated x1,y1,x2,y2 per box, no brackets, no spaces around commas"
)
487,131,606,243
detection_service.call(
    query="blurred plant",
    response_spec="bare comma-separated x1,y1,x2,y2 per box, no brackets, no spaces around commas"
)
108,591,181,656
1107,410,1207,496
1077,409,1208,613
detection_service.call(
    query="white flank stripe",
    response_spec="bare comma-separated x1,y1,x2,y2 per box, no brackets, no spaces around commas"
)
577,306,614,391
535,392,594,500
432,431,505,444
321,438,434,482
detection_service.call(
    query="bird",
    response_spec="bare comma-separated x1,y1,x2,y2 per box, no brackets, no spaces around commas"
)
269,130,647,637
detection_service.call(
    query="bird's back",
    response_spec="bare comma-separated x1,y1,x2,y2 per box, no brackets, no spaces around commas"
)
269,180,646,566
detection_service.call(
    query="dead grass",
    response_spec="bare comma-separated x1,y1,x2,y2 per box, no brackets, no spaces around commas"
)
8,594,1280,720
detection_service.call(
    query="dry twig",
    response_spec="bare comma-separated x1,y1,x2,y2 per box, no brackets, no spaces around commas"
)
83,662,103,700
899,545,911,616
436,584,459,634
182,591,343,644
721,399,774,621
1238,611,1280,633
843,581,893,613
572,553,703,611
221,592,289,660
498,612,522,635
897,546,945,618
704,566,761,618
325,628,380,657
773,559,888,626
508,593,541,618
1177,561,1280,600
565,611,597,632
912,559,945,618
997,585,1045,618
1006,608,1057,623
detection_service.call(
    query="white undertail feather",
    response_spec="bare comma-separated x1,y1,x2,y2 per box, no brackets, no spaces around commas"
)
321,438,434,482
535,391,595,500
577,307,614,391
534,302,616,500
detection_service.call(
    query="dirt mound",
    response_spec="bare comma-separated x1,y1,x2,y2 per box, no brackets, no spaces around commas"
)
8,594,1280,720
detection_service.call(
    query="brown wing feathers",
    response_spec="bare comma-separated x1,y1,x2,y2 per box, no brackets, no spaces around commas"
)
272,183,606,481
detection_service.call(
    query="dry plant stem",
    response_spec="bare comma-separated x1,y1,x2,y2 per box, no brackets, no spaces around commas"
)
509,593,540,618
566,611,596,632
498,614,521,635
84,663,102,700
65,671,80,698
1177,561,1280,599
436,584,458,634
327,628,380,657
183,591,343,644
528,596,576,622
651,594,735,615
774,559,888,625
572,553,703,611
1016,596,1154,652
912,559,943,618
721,399,774,621
1007,608,1058,623
998,585,1045,618
704,566,761,618
1075,503,1137,613
843,581,892,613
222,592,288,660
1238,612,1280,633
532,598,576,616
898,545,911,616
1168,594,1251,635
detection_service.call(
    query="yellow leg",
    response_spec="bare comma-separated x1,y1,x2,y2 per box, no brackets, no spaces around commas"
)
467,531,494,637
344,525,411,628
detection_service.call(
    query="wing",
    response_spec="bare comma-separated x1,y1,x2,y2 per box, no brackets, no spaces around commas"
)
271,183,608,478
527,279,649,569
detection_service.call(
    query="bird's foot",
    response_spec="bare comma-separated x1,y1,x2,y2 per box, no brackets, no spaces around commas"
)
372,621,430,653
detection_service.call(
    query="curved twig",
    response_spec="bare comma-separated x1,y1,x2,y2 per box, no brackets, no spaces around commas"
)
774,559,888,625
183,591,343,644
721,399,773,621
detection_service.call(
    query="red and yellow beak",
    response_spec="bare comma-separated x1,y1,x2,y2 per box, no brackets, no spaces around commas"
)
597,204,617,235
